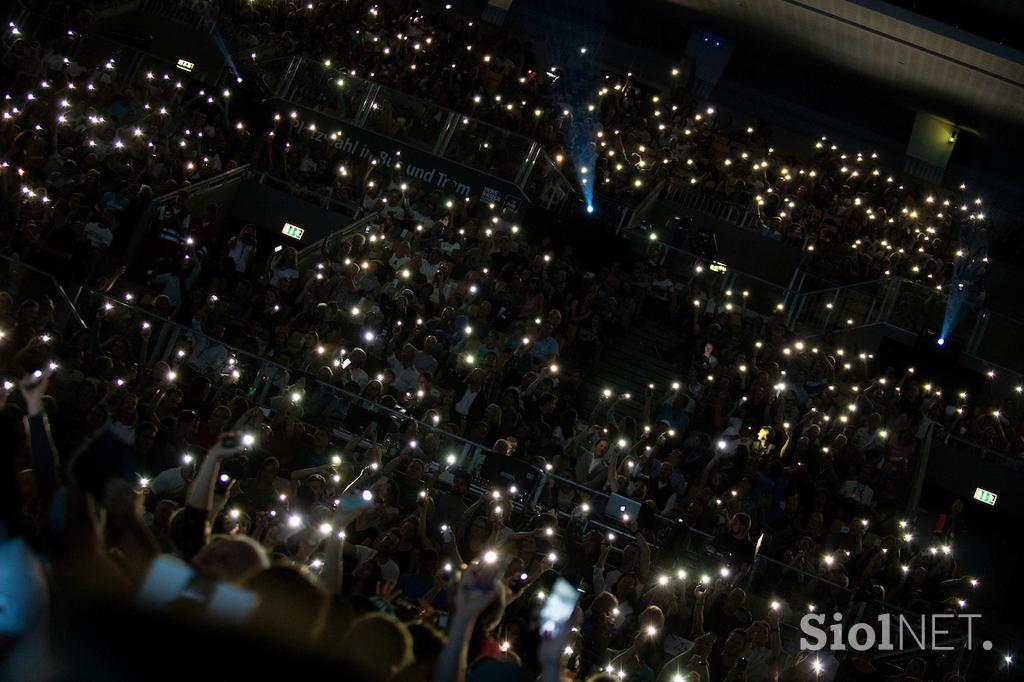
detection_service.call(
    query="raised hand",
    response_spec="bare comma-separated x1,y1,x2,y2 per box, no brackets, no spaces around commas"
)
454,559,504,619
375,580,401,604
19,370,52,417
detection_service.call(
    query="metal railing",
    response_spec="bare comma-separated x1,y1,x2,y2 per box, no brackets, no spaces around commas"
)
252,172,360,219
270,56,542,189
123,164,254,270
10,4,235,89
123,165,366,272
625,180,667,232
664,180,758,230
524,151,577,214
786,275,1024,377
296,212,381,271
0,257,87,333
941,432,1023,467
0,264,981,671
78,286,496,469
614,229,794,319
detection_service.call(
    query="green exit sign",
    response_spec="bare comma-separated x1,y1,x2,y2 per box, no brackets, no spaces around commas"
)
973,487,997,506
176,58,195,73
281,223,305,240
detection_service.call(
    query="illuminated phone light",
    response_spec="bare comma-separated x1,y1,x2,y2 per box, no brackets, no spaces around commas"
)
483,550,498,564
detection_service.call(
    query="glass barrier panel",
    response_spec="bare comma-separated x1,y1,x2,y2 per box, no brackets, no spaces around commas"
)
364,85,447,151
718,271,786,319
883,280,945,334
975,311,1024,374
445,116,532,182
0,257,86,341
255,57,292,95
67,287,493,468
289,60,372,124
525,153,575,213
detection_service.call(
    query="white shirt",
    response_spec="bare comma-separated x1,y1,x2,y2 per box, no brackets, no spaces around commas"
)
414,351,439,376
839,480,873,505
270,266,299,287
189,342,228,373
455,387,480,417
84,222,113,247
742,643,775,680
419,259,440,279
354,545,399,582
389,355,421,394
227,239,256,273
348,367,369,389
388,254,411,271
150,467,188,499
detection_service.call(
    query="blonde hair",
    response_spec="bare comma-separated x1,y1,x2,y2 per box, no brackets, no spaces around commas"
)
340,613,414,678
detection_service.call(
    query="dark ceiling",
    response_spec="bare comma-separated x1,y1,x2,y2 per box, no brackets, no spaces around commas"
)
668,0,1024,131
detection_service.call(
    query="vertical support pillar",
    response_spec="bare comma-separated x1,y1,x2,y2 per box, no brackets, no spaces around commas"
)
904,112,958,184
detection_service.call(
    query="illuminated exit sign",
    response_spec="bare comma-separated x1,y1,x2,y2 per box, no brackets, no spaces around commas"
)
973,487,997,506
176,58,195,73
281,223,305,240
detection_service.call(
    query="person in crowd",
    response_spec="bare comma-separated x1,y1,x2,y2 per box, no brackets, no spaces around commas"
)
0,4,1011,681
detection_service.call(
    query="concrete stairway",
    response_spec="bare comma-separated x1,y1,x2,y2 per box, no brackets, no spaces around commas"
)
576,316,686,422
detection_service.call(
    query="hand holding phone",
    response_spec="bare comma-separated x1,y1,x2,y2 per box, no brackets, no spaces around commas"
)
211,432,250,460
19,370,52,417
539,577,579,637
338,489,375,514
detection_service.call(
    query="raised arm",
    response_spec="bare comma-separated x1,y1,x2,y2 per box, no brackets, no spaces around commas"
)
180,435,244,560
321,500,364,594
691,583,708,637
433,561,504,682
20,372,61,510
606,448,621,493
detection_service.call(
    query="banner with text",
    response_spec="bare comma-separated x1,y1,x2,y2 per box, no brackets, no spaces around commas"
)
278,101,528,217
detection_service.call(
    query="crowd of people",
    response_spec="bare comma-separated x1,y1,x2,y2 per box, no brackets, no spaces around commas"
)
171,0,1015,293
0,1,1021,681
